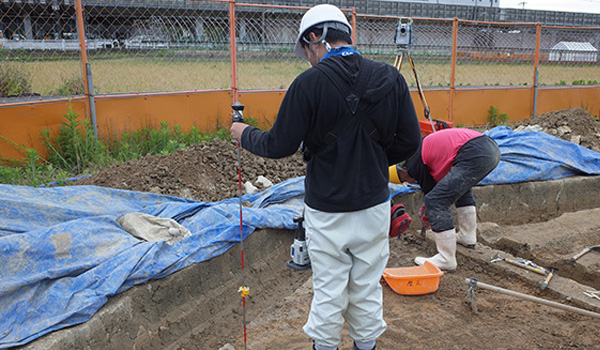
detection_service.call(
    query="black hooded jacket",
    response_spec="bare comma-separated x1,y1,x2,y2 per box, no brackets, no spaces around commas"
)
241,53,421,212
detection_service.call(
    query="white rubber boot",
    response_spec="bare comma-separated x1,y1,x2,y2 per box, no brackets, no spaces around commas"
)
414,229,457,271
456,206,477,249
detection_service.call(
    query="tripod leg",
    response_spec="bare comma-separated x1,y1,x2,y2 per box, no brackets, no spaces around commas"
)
406,53,434,129
394,52,404,72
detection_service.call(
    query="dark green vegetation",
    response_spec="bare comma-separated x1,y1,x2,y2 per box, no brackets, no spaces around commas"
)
0,106,258,187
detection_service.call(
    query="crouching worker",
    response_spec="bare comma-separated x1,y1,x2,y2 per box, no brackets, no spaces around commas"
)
394,128,501,271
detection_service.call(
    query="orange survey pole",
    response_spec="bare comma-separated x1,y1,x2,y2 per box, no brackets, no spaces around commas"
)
229,0,239,104
74,0,89,114
351,7,357,45
449,17,458,123
75,0,98,139
228,3,248,350
532,22,542,117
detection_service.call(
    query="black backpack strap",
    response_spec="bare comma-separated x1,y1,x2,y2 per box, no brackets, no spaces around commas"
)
306,59,380,160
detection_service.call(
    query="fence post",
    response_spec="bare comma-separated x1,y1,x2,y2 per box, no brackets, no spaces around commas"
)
85,63,98,140
449,17,458,123
351,7,357,46
229,0,239,104
532,22,542,117
75,0,98,140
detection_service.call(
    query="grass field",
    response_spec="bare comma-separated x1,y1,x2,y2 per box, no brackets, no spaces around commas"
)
4,56,598,96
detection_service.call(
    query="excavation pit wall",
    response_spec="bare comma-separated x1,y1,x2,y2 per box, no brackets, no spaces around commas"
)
18,175,600,350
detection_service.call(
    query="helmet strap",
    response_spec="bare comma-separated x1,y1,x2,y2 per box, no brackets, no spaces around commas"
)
302,23,332,53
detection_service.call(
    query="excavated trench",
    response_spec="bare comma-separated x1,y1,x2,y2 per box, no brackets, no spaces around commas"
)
19,175,600,350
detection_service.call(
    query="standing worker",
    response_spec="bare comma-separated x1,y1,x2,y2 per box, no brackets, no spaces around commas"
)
230,4,421,349
393,128,501,271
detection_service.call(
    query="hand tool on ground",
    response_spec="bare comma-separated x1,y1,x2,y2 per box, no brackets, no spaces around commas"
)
540,268,556,290
287,215,311,271
583,290,600,301
570,245,600,262
231,102,249,350
490,255,548,275
465,278,600,319
466,279,478,314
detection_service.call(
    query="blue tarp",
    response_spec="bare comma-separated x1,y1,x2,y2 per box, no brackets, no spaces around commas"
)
1,126,600,348
481,126,600,184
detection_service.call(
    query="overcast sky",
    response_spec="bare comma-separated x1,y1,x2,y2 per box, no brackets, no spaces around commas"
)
499,0,600,14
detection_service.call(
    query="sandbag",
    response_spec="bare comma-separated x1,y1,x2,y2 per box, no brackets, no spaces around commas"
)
118,212,191,245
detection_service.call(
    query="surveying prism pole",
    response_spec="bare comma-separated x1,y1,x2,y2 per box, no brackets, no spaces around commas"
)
231,102,249,350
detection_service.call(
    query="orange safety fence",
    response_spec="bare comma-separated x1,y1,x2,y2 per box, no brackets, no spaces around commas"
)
1,0,599,159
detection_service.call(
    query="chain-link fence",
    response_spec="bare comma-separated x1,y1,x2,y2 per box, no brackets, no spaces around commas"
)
354,16,599,89
234,4,306,90
1,0,599,103
83,0,232,94
539,25,600,86
454,21,538,88
0,1,83,100
357,16,455,88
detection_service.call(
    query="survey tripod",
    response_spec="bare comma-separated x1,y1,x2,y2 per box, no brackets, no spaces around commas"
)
393,46,438,133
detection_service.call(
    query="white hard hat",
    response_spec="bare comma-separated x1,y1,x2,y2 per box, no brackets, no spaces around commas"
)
294,4,352,59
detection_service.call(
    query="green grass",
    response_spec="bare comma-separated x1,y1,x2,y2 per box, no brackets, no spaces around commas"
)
0,63,33,96
4,56,598,96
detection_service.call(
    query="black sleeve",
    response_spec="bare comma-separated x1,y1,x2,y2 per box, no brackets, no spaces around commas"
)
406,140,436,193
241,78,311,159
385,74,422,165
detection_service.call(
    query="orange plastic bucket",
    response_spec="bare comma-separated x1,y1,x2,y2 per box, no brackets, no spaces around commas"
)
382,261,444,295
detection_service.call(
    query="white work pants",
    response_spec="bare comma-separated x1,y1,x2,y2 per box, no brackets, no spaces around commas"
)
303,201,390,348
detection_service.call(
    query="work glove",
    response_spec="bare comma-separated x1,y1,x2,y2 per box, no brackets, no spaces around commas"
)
418,205,431,229
390,203,412,238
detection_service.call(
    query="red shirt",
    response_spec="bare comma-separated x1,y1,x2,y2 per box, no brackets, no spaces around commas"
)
422,128,483,183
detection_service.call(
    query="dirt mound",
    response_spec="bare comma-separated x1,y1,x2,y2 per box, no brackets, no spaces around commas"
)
72,107,600,202
512,107,600,152
73,138,306,202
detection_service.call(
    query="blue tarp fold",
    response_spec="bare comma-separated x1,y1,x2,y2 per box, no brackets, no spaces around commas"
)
1,126,600,348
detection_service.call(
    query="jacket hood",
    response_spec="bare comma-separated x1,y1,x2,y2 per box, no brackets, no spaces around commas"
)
318,54,398,104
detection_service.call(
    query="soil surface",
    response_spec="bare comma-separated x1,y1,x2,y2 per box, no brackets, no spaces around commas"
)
68,108,600,350
228,219,600,350
73,138,306,203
